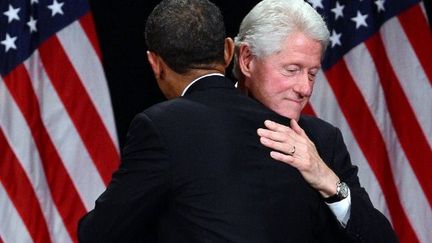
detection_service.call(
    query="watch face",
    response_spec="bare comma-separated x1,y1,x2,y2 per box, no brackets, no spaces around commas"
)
339,182,349,198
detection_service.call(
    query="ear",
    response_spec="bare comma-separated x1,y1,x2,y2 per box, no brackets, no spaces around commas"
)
147,51,162,79
223,37,235,67
238,44,254,78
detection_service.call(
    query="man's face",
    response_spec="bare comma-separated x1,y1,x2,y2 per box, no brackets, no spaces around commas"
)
244,32,323,121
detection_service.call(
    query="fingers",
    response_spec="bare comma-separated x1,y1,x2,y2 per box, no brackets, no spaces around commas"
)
264,120,291,133
290,119,305,136
264,119,305,138
257,128,287,142
258,120,296,153
269,151,295,164
259,136,291,154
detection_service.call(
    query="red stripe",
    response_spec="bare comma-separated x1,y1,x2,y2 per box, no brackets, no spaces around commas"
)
365,33,432,207
0,130,52,243
302,102,316,116
325,60,419,243
397,4,432,84
3,65,87,242
79,12,103,60
38,35,119,185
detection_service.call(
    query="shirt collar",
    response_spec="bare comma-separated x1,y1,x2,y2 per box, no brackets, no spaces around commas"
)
181,73,224,96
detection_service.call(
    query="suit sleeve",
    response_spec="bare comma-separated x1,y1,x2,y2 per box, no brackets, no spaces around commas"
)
330,127,398,242
78,113,171,242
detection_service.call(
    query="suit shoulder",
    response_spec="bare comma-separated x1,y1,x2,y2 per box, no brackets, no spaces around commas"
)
140,98,196,119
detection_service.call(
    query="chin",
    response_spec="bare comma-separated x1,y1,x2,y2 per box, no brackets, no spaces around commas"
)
286,111,302,120
275,109,299,121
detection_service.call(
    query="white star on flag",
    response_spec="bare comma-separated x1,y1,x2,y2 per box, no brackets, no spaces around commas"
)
27,16,38,33
375,0,386,12
3,4,21,23
329,30,342,48
331,1,345,20
31,0,39,4
351,11,368,29
1,33,17,52
47,0,65,17
307,0,324,10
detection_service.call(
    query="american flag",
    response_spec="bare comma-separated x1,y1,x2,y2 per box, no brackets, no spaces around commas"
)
303,0,431,242
0,0,119,242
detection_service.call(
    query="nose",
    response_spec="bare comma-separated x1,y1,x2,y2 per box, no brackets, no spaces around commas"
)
293,74,313,97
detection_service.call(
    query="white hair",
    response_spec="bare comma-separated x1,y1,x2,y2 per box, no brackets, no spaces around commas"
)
233,0,329,79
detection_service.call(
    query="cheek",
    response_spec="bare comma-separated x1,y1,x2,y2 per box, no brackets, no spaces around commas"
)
248,69,288,97
264,77,289,95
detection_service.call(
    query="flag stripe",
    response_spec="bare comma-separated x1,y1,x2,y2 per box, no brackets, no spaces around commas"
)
23,51,107,211
79,12,103,60
380,17,432,147
2,65,86,242
0,77,72,243
344,43,432,243
397,4,432,84
0,130,52,243
0,2,119,242
325,60,419,243
56,21,119,152
302,103,316,116
365,34,432,207
0,182,33,243
38,36,119,184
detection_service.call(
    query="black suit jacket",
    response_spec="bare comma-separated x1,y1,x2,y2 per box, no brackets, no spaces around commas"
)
78,75,396,242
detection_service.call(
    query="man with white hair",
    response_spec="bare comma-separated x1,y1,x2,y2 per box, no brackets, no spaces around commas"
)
234,0,397,242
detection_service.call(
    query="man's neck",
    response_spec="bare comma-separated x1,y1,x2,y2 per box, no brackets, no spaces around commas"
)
181,73,224,96
172,67,225,97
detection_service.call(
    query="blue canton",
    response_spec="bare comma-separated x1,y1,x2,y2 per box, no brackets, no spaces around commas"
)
0,0,89,76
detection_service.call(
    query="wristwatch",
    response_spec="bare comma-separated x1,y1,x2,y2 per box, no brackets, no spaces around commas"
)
323,181,349,203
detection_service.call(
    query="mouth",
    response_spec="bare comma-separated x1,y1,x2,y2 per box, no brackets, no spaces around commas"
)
285,98,303,104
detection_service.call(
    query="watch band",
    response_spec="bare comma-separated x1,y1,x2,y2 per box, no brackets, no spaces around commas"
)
323,181,349,203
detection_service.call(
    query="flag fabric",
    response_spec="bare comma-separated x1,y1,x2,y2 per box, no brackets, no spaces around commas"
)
0,0,119,242
303,0,431,242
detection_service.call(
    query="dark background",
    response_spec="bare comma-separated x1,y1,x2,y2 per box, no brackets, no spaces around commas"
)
88,0,432,148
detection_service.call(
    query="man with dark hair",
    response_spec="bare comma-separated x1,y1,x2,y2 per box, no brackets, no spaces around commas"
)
144,0,226,75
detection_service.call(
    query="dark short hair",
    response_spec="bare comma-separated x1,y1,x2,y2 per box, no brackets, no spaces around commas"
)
145,0,226,74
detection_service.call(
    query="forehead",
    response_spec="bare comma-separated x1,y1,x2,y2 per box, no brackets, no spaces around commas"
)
270,32,323,65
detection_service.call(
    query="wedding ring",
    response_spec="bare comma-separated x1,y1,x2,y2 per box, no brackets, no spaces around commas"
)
288,145,296,155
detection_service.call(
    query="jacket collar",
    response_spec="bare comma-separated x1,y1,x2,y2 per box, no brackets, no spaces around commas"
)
182,74,236,96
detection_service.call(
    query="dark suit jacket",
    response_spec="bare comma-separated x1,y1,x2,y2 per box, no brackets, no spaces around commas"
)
78,75,397,242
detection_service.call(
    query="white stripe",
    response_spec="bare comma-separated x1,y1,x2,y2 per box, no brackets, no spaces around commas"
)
310,71,391,221
24,51,107,210
419,2,429,24
0,77,72,243
0,182,33,243
380,16,432,147
57,20,119,151
344,43,432,243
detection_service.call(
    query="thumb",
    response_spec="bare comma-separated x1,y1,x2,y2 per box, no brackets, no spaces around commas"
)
290,119,304,135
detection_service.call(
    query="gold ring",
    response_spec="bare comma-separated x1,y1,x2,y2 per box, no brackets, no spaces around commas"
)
289,145,296,155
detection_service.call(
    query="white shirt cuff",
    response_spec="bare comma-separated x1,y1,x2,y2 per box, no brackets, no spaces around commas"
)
325,188,351,227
